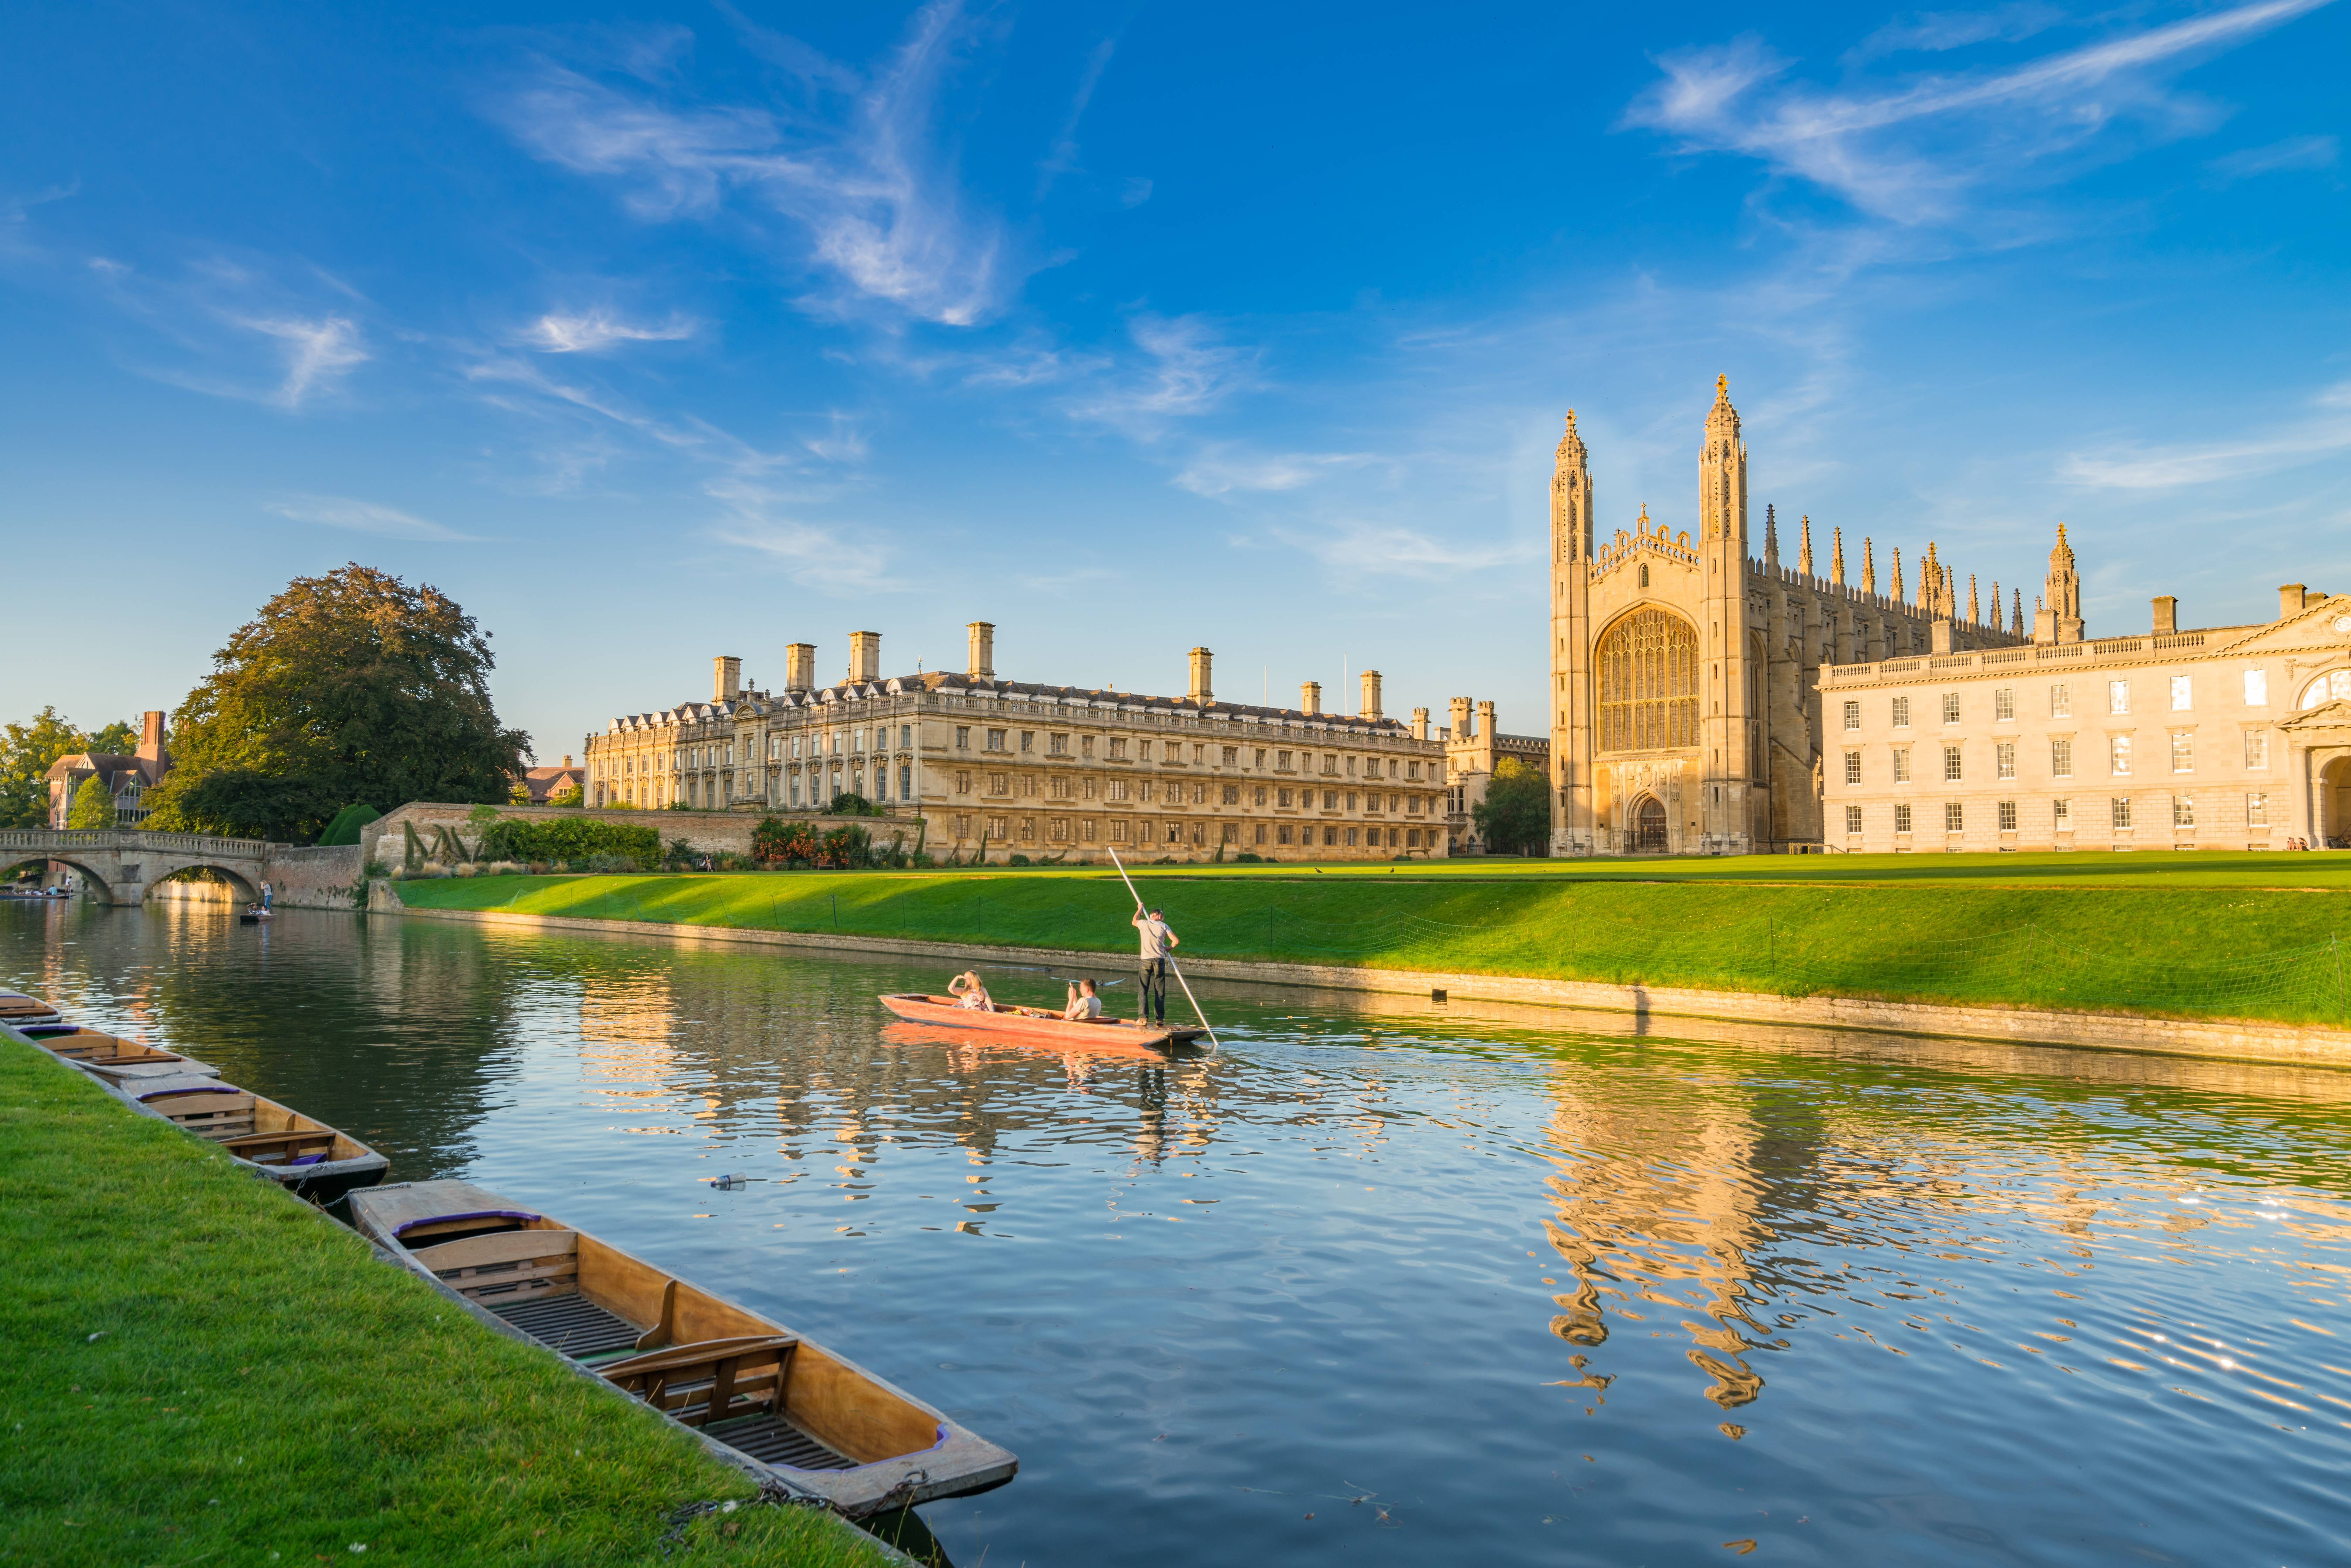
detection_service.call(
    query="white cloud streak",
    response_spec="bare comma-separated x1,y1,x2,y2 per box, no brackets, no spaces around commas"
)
523,308,697,352
496,2,1011,326
269,495,478,541
2061,381,2351,489
231,313,368,407
2203,132,2339,182
1626,0,2339,225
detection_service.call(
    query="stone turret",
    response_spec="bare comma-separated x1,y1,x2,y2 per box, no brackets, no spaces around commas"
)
2034,524,2085,644
1553,410,1593,562
1700,375,1746,549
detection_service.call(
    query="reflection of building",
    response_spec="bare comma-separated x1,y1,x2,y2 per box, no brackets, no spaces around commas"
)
1441,698,1550,855
1542,1084,1775,1411
1825,547,2351,850
1548,382,2026,854
581,627,1449,863
47,710,171,827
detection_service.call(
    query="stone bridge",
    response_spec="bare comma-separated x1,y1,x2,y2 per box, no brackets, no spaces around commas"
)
0,829,365,909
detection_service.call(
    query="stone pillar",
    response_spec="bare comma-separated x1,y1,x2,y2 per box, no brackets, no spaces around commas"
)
1410,706,1429,742
1188,647,1214,705
713,656,741,703
1300,681,1321,715
1360,670,1382,721
784,644,815,693
967,622,995,679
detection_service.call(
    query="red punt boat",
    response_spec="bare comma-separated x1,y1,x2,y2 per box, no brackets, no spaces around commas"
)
878,993,1205,1050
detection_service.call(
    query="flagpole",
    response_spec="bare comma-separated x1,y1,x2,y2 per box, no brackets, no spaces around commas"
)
1108,847,1220,1051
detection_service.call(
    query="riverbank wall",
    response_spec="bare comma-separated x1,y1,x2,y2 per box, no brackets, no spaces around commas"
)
360,802,919,867
370,884,2351,1071
0,1025,905,1566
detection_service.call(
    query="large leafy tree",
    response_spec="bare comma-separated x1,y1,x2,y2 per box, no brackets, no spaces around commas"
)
68,775,117,829
1471,756,1553,856
149,564,529,839
0,707,123,829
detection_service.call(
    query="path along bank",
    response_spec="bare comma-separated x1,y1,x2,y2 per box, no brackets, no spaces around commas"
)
0,1027,905,1568
383,861,2351,1068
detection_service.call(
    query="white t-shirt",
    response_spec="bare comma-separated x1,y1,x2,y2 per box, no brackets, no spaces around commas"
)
1137,917,1172,959
1064,993,1103,1020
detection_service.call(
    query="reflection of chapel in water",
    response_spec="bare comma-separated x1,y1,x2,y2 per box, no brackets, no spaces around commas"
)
1542,1078,1796,1411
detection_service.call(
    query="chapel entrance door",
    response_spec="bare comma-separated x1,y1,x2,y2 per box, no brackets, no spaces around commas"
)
1633,795,1668,852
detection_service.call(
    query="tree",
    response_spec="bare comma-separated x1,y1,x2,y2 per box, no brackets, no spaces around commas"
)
151,564,530,828
0,707,88,828
1471,756,1552,856
155,768,339,843
68,774,116,829
86,720,138,754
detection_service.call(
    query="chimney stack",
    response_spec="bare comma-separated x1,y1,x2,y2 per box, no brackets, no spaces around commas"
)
713,655,742,704
1187,647,1213,706
1300,680,1322,715
785,643,816,693
136,710,165,761
1360,670,1383,721
2281,584,2308,621
2152,595,2177,635
1410,706,1429,742
848,631,881,684
967,621,995,680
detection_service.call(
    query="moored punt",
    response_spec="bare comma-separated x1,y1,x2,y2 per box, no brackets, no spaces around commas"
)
112,1074,388,1204
349,1179,1018,1517
0,988,66,1035
37,1028,219,1085
879,993,1206,1050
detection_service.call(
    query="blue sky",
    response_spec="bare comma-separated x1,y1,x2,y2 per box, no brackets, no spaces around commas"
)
4,0,2345,761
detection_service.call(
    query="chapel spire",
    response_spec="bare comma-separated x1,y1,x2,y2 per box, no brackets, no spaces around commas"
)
1891,547,1905,603
2035,523,2085,644
2012,587,2025,638
1830,525,1845,587
1798,515,1814,577
1552,410,1593,563
1764,503,1780,567
1699,376,1747,548
1967,574,1980,624
1863,537,1877,595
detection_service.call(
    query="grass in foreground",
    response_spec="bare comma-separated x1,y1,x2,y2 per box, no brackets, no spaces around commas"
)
0,1036,901,1568
396,857,2351,1026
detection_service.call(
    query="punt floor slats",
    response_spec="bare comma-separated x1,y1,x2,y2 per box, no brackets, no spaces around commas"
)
706,1413,859,1471
487,1292,643,1359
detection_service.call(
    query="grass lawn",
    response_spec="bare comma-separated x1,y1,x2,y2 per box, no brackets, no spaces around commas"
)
0,1034,902,1568
394,852,2351,1026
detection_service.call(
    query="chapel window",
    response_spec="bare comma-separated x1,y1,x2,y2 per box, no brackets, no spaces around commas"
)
1596,608,1699,753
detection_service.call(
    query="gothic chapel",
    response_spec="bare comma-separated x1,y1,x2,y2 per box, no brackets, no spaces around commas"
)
1547,379,2026,853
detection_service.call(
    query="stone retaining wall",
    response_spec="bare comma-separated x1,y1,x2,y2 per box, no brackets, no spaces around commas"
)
361,802,917,866
368,884,2351,1071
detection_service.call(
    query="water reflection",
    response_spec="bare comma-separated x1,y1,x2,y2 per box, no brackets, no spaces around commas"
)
11,900,2351,1568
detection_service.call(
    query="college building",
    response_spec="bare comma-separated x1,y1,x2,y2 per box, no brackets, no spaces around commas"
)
1547,378,2026,854
46,711,172,828
580,625,1451,862
1442,698,1550,855
1823,529,2351,851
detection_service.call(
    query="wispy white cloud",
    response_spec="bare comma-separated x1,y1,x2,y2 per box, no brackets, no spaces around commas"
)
269,495,478,541
1626,0,2339,226
234,313,367,406
707,486,896,592
1274,520,1535,577
495,1,1012,327
2202,132,2338,183
1845,4,2064,63
523,308,696,352
1174,447,1380,498
1066,314,1258,436
1036,36,1119,199
2060,380,2351,489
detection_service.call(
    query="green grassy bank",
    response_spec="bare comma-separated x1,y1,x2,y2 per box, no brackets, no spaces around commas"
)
394,852,2351,1026
0,1035,900,1568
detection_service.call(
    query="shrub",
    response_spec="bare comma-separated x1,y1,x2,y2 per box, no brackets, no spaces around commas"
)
318,803,380,846
547,785,584,808
753,816,820,867
474,815,657,869
815,826,870,868
827,792,883,817
1006,854,1031,866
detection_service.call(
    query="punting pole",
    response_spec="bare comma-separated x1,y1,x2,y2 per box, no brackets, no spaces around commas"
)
1107,847,1221,1051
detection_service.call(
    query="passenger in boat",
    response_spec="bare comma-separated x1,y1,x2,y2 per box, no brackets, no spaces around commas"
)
1062,979,1103,1021
948,971,994,1011
1132,907,1178,1024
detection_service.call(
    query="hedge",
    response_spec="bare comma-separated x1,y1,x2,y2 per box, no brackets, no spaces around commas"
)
474,815,659,867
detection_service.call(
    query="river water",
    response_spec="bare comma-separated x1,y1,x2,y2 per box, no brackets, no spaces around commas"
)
10,898,2351,1567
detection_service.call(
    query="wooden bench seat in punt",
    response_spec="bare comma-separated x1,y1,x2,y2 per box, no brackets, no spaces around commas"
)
218,1128,340,1165
137,1082,258,1140
598,1335,798,1430
410,1230,582,1304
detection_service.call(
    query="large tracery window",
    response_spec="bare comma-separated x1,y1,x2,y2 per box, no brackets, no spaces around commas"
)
1598,609,1699,753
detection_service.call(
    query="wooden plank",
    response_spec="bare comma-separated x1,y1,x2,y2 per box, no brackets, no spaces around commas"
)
438,1257,580,1290
410,1230,579,1274
347,1179,547,1246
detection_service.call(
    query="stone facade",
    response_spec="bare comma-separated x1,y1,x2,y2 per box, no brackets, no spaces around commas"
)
580,627,1450,863
46,710,171,828
1548,380,2027,854
1441,698,1550,855
1824,545,2351,851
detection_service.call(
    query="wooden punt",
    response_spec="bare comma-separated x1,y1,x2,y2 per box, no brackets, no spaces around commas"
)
37,1027,219,1085
0,988,66,1034
349,1179,1018,1517
878,993,1205,1049
113,1075,388,1204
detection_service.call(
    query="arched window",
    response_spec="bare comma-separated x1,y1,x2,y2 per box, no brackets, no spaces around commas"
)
2301,671,2351,707
1597,608,1699,752
1638,564,1649,588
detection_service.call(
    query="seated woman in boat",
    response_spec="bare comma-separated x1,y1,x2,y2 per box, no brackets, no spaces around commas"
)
948,971,994,1011
1061,979,1103,1021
